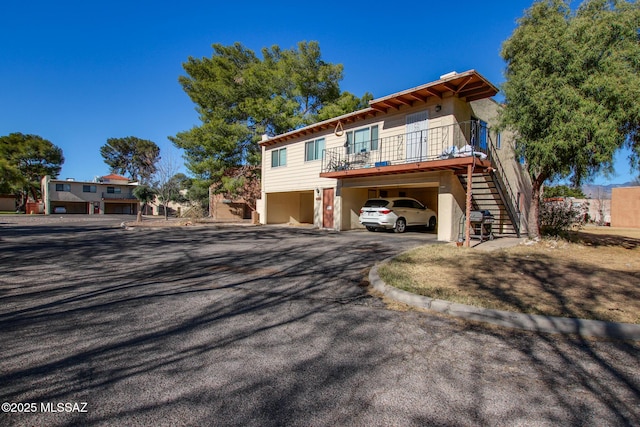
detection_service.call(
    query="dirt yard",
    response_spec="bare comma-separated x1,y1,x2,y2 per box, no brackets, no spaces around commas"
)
378,226,640,324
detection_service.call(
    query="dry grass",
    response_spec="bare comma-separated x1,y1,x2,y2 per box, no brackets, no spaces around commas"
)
378,227,640,324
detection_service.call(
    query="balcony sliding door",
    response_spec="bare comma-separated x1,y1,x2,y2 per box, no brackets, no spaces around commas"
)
406,111,429,162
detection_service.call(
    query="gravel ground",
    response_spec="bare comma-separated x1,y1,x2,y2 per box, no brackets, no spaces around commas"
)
0,216,638,426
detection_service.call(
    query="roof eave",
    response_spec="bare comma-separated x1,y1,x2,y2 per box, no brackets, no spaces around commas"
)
260,70,498,147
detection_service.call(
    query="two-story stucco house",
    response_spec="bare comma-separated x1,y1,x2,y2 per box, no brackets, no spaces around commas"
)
257,70,532,242
41,174,139,215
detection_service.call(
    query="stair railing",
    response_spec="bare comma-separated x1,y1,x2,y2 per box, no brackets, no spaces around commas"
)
486,134,521,237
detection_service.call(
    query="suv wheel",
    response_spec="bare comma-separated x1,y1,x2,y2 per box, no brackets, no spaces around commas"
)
394,218,407,233
428,216,437,231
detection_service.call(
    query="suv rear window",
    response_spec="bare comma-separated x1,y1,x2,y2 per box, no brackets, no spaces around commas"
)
363,199,390,208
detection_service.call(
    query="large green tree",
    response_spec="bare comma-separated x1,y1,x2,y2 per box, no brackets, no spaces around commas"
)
499,0,640,238
543,185,586,198
170,40,370,203
100,136,160,184
0,132,64,210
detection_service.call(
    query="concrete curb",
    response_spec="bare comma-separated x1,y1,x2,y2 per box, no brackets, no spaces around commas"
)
370,257,640,341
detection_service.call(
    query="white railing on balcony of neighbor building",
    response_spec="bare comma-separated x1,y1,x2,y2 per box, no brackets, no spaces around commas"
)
101,192,136,200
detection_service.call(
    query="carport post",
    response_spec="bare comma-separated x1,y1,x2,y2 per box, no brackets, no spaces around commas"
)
465,163,472,247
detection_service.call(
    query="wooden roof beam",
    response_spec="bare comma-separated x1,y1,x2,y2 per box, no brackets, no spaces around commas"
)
407,92,428,103
377,100,400,110
424,88,442,99
442,76,474,95
442,82,457,93
454,76,474,93
460,86,496,100
395,97,414,107
457,80,486,94
465,93,494,102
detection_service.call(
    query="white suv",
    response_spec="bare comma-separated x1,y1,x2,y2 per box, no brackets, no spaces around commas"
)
359,197,437,233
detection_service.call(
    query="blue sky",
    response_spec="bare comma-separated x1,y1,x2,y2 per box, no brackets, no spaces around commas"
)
1,0,635,184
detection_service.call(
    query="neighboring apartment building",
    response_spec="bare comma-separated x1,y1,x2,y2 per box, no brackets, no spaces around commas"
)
41,174,139,215
257,70,532,242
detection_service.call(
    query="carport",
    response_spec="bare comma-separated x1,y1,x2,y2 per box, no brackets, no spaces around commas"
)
50,201,88,214
265,191,314,225
104,202,137,215
339,172,441,233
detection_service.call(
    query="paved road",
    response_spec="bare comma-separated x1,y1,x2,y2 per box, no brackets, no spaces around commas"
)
0,217,638,426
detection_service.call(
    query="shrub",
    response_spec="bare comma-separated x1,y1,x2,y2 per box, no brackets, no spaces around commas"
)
540,198,588,237
182,205,206,219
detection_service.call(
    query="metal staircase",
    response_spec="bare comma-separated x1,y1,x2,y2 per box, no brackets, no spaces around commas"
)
458,140,521,237
458,173,519,236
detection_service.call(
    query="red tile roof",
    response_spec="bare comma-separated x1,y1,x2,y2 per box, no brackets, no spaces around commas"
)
101,173,130,181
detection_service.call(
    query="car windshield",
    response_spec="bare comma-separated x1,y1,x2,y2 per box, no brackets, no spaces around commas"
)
363,199,390,208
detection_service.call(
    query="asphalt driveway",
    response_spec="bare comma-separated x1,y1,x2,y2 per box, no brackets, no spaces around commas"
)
0,217,638,426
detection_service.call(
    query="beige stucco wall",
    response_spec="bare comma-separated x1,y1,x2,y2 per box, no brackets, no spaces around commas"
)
265,191,314,224
265,192,297,224
436,172,468,242
611,187,640,228
339,187,369,230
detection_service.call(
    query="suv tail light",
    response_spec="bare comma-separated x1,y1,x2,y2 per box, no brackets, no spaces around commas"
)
380,209,392,214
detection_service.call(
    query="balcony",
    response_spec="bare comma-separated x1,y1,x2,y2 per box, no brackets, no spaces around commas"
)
102,192,137,200
320,120,493,178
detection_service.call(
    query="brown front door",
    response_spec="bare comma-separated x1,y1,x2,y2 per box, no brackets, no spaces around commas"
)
322,188,334,229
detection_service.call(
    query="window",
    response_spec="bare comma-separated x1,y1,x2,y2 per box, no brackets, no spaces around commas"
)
55,183,70,192
305,138,325,162
410,200,425,209
496,132,502,150
107,187,122,194
271,148,287,168
346,125,378,154
83,185,97,193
